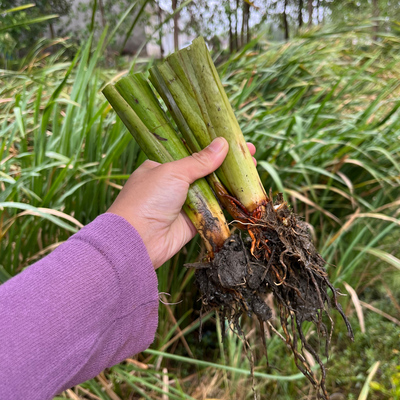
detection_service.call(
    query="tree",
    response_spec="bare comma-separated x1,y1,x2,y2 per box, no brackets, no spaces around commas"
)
242,0,250,46
0,0,71,53
156,0,164,58
308,0,312,26
235,0,240,49
325,0,396,28
36,0,71,37
298,0,303,28
283,0,289,40
172,0,179,51
182,1,229,42
227,1,234,53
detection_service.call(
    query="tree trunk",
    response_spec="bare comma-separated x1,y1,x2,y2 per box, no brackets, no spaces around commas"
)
283,0,289,40
157,2,164,59
308,0,313,26
298,0,303,28
241,1,245,47
98,0,106,28
235,0,240,49
372,0,379,41
172,0,179,51
241,1,250,45
246,1,250,43
228,2,234,53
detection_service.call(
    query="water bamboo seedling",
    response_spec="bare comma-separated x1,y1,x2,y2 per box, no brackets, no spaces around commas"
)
103,37,353,400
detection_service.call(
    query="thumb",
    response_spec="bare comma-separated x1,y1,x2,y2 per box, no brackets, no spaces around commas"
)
170,137,229,184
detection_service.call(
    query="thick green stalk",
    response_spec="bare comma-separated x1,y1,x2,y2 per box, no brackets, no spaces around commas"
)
154,37,267,213
188,38,267,212
115,74,187,160
103,84,173,164
151,62,210,151
103,79,231,253
165,52,195,97
149,65,202,153
149,65,232,195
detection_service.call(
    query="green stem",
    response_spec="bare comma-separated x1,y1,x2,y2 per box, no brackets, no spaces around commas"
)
103,84,173,164
103,79,230,252
149,65,203,153
149,65,232,196
152,37,267,213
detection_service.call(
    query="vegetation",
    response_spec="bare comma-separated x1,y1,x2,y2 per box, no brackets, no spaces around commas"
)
5,0,397,63
1,16,400,400
104,37,355,399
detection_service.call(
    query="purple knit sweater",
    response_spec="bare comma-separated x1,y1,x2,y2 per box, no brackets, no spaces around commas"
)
0,213,159,399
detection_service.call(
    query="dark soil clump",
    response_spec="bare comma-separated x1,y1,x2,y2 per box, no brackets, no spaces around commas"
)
186,194,354,400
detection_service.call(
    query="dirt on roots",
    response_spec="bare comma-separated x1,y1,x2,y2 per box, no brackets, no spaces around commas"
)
186,194,354,400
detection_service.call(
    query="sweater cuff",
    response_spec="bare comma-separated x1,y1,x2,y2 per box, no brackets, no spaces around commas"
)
73,212,159,348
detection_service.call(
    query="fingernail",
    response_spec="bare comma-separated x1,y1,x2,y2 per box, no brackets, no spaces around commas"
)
208,138,226,153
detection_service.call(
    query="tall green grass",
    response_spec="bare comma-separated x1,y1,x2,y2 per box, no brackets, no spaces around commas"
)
1,24,400,399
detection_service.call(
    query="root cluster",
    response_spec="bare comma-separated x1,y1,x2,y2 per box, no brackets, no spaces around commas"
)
187,193,353,399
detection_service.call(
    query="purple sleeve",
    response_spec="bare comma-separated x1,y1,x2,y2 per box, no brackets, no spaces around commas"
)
0,213,159,400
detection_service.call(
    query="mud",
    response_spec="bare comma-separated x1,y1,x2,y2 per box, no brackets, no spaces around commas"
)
186,194,353,400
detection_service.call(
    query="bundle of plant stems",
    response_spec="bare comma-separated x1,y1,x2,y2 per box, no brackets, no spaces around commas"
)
103,37,353,399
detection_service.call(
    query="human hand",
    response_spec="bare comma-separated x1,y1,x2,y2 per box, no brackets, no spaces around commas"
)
108,138,257,269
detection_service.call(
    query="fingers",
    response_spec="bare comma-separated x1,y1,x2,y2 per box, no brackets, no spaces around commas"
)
167,138,229,184
155,139,255,183
247,142,256,156
246,142,257,166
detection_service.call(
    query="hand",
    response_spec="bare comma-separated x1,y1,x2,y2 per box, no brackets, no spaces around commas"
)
108,138,257,269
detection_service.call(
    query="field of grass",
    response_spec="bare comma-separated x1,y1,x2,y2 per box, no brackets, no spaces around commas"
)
1,24,400,399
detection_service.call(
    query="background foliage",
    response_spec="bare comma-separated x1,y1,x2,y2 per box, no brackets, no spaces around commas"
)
1,1,400,399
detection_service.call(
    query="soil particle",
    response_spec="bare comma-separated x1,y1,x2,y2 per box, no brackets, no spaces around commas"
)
251,297,272,322
214,237,247,288
247,262,266,290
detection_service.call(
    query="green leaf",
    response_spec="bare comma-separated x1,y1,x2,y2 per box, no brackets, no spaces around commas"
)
357,247,400,271
0,265,12,283
0,202,79,233
0,15,59,33
258,161,285,193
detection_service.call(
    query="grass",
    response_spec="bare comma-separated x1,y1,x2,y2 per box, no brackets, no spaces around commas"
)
1,22,400,399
